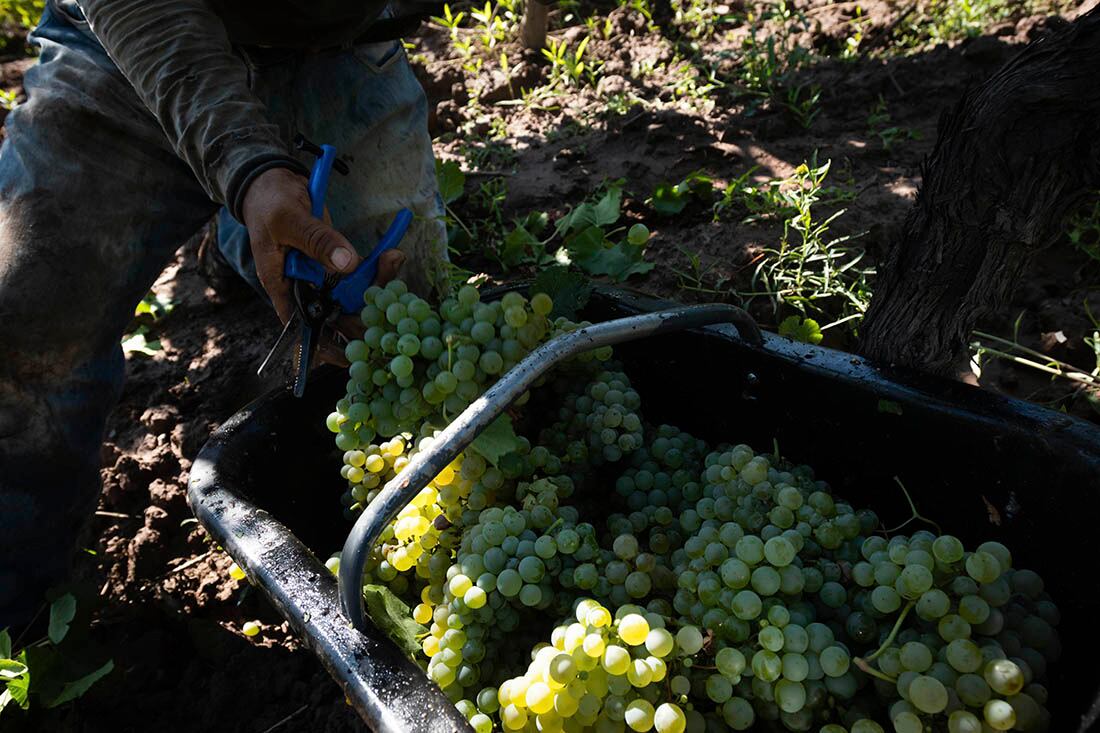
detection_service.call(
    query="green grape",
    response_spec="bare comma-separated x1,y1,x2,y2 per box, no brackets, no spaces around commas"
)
820,646,850,677
908,675,948,713
965,552,1002,584
947,710,982,733
706,674,733,703
984,659,1024,696
899,642,933,672
774,679,805,713
721,697,754,730
983,699,1016,730
892,711,922,733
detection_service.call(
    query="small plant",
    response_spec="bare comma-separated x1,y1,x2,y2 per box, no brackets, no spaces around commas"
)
1,594,114,716
782,83,822,129
542,36,601,89
1065,191,1100,262
778,315,824,344
0,0,43,31
650,171,715,216
866,95,921,151
742,158,872,335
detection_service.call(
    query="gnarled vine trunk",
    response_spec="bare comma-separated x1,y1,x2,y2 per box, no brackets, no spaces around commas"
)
859,8,1100,376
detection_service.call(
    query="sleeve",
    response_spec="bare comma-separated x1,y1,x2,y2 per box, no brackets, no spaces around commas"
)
77,0,309,219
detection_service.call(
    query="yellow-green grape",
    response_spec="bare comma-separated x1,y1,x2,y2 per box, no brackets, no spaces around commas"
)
324,556,340,575
625,699,655,731
645,628,675,657
984,659,1025,696
618,614,650,646
228,562,246,581
602,645,630,675
525,681,554,714
501,703,527,730
653,703,686,733
984,699,1016,730
413,603,433,624
242,621,260,637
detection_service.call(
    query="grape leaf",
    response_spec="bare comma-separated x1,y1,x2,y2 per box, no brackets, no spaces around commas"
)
500,223,541,269
6,674,28,710
530,266,591,320
469,414,521,466
555,201,598,236
0,629,10,660
0,659,27,679
435,160,466,205
566,227,653,282
48,594,77,645
592,186,622,226
778,316,823,345
44,659,114,708
121,326,163,357
362,585,426,659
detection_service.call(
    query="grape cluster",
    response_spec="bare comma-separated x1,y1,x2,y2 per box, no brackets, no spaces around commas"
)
483,600,687,733
328,281,557,459
539,370,644,465
313,280,1062,733
852,533,1057,733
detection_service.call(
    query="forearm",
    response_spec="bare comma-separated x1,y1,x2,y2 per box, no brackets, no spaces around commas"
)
78,0,306,217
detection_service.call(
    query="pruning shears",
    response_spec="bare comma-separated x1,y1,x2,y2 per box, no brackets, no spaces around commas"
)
257,134,413,397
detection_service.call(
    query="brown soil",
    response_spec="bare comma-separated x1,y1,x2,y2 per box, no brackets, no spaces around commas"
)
4,2,1097,731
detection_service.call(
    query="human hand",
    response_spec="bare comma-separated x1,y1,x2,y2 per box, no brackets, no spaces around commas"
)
241,167,405,365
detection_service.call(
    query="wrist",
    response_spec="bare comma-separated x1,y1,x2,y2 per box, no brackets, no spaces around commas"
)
231,156,309,222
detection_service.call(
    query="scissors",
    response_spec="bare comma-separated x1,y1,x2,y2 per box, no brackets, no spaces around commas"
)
257,134,413,397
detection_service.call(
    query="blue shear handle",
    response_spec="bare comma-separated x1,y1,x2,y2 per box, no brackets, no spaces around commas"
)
285,144,339,287
331,208,414,313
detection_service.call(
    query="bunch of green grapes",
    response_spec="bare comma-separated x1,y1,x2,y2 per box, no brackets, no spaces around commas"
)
538,370,644,466
327,281,558,458
470,599,687,733
850,532,1057,733
312,282,1064,733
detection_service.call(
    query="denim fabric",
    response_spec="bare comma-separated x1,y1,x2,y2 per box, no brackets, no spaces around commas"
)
0,1,446,625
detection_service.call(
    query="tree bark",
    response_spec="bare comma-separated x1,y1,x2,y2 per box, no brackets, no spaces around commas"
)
859,8,1100,376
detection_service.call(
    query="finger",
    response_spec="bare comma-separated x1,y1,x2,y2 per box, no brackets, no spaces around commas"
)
374,248,407,286
288,213,361,274
336,314,364,343
254,245,294,324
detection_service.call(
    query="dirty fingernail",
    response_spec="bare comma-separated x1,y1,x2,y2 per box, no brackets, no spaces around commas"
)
331,248,353,269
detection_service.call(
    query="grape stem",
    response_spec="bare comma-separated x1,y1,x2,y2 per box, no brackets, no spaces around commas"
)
853,656,897,684
861,600,914,663
882,477,942,535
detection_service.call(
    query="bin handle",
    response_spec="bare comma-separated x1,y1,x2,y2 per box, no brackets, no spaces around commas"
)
339,303,762,629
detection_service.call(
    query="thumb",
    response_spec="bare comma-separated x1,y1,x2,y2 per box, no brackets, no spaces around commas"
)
288,213,360,274
374,249,406,286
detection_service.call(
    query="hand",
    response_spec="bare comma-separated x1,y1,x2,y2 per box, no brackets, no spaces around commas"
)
242,167,406,366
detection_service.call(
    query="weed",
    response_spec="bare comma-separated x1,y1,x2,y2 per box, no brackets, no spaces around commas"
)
650,170,715,216
1,594,114,716
782,83,822,129
542,36,602,89
866,95,920,151
0,0,41,30
741,157,872,335
1065,192,1100,262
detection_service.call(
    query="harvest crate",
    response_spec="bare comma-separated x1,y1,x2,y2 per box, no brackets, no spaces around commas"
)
189,287,1100,732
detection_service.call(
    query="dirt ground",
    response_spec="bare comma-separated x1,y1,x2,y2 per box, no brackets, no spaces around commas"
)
3,1,1098,731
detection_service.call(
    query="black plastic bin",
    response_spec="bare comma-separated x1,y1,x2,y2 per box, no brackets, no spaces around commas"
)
188,287,1100,732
